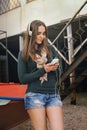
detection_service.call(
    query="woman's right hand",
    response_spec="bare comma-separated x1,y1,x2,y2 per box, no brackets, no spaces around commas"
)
44,63,59,73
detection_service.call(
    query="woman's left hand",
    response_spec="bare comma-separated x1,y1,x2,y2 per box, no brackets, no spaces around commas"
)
44,63,59,72
49,63,59,71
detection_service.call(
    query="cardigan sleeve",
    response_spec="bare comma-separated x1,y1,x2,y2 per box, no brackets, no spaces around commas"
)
17,51,46,84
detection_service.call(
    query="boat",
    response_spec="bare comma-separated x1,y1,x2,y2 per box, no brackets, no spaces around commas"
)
0,83,29,130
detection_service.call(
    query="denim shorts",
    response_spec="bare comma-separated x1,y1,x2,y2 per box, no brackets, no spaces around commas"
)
24,92,62,109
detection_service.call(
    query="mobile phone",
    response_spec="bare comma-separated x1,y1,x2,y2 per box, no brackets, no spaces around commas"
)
51,58,59,64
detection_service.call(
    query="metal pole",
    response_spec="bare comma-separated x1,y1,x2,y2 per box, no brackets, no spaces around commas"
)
66,25,76,104
5,32,9,82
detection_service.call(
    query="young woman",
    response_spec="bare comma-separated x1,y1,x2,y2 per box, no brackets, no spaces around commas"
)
18,20,64,130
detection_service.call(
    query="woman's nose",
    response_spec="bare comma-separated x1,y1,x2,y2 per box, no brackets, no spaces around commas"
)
40,34,44,38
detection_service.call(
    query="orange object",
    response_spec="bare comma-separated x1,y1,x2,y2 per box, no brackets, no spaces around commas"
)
0,83,27,100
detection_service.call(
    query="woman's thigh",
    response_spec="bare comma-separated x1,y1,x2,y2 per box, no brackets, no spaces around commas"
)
46,106,64,130
27,108,47,130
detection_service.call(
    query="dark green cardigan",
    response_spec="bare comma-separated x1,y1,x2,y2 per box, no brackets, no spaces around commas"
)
18,45,59,94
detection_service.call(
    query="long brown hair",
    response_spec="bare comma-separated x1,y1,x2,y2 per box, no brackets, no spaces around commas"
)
22,20,52,61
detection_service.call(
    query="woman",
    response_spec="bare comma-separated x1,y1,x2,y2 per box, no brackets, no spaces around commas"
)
18,20,64,130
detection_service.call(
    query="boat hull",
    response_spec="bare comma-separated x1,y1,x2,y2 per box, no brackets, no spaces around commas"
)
0,100,29,130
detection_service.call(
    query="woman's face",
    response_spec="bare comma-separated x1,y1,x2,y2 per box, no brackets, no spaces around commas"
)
35,25,46,44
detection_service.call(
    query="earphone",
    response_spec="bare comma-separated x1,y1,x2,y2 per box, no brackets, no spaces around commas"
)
28,23,32,36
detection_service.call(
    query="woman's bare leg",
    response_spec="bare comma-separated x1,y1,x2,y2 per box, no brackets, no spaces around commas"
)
27,108,47,130
46,106,64,130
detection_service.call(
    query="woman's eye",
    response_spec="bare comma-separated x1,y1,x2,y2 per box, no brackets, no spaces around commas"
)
37,32,41,35
37,32,46,36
